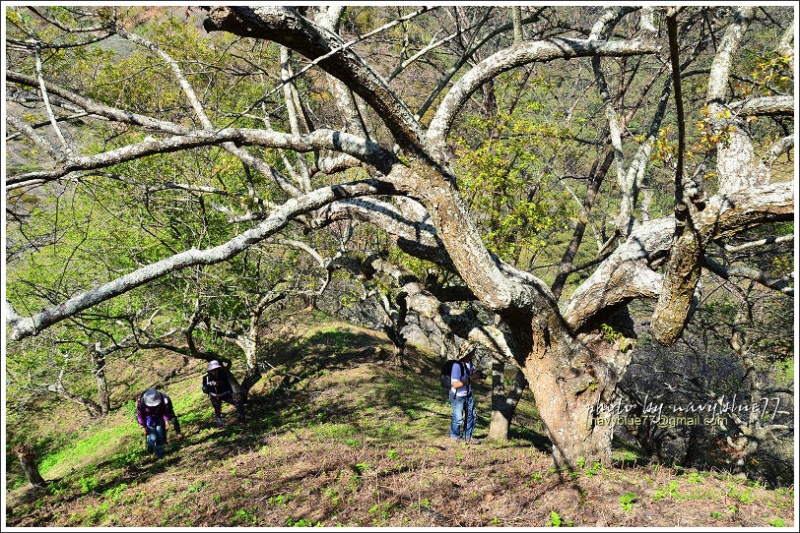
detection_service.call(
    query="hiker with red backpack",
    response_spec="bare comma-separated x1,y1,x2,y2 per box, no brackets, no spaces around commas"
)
136,388,183,459
202,360,246,428
447,342,485,445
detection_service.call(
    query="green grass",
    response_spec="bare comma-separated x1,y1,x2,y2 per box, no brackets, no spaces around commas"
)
5,320,795,528
37,417,140,478
653,480,681,502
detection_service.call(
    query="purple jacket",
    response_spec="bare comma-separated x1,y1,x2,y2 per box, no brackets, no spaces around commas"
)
136,392,175,428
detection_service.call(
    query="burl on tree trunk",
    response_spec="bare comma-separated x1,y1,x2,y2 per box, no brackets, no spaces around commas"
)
13,443,47,488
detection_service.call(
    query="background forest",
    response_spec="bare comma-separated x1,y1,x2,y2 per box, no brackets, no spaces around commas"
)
4,4,796,527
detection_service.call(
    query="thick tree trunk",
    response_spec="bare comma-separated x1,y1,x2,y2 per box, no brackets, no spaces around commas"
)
237,344,262,403
235,302,275,401
13,444,47,488
533,376,608,466
488,411,511,441
524,356,619,467
510,311,630,467
487,362,527,441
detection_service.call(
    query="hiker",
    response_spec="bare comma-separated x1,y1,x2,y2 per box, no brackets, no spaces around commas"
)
202,360,246,428
136,388,183,459
449,342,484,445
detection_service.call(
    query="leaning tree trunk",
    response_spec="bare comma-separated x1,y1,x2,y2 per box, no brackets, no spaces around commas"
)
487,362,528,442
236,336,262,403
12,444,47,488
377,288,408,368
233,292,285,401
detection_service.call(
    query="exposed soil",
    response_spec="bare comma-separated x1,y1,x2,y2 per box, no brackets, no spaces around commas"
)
5,322,795,528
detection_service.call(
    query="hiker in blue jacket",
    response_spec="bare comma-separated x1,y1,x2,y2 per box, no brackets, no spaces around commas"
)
449,342,484,445
202,360,246,428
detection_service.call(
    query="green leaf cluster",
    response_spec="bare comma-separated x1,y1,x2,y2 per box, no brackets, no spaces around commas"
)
454,109,572,264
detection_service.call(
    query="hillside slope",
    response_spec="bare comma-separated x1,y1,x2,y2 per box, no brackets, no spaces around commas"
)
5,320,795,527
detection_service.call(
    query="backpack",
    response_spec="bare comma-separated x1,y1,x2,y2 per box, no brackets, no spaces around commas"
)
440,360,466,390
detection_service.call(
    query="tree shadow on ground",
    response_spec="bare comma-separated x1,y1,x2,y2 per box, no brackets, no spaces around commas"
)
243,327,553,456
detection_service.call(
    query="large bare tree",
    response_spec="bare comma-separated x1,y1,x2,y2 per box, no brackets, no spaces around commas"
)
5,6,793,466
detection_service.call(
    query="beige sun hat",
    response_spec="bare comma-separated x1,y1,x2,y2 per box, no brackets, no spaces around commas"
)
457,342,477,360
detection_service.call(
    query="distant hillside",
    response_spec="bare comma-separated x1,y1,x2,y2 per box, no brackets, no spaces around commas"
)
4,319,795,527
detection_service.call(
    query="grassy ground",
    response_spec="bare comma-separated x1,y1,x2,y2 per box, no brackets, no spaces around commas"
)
4,319,796,527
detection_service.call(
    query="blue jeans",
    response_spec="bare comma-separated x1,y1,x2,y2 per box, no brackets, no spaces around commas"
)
145,424,166,458
449,392,476,439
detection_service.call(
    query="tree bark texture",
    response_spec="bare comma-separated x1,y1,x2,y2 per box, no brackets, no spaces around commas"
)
13,444,47,488
651,227,703,345
517,312,630,466
487,363,528,442
91,351,110,416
